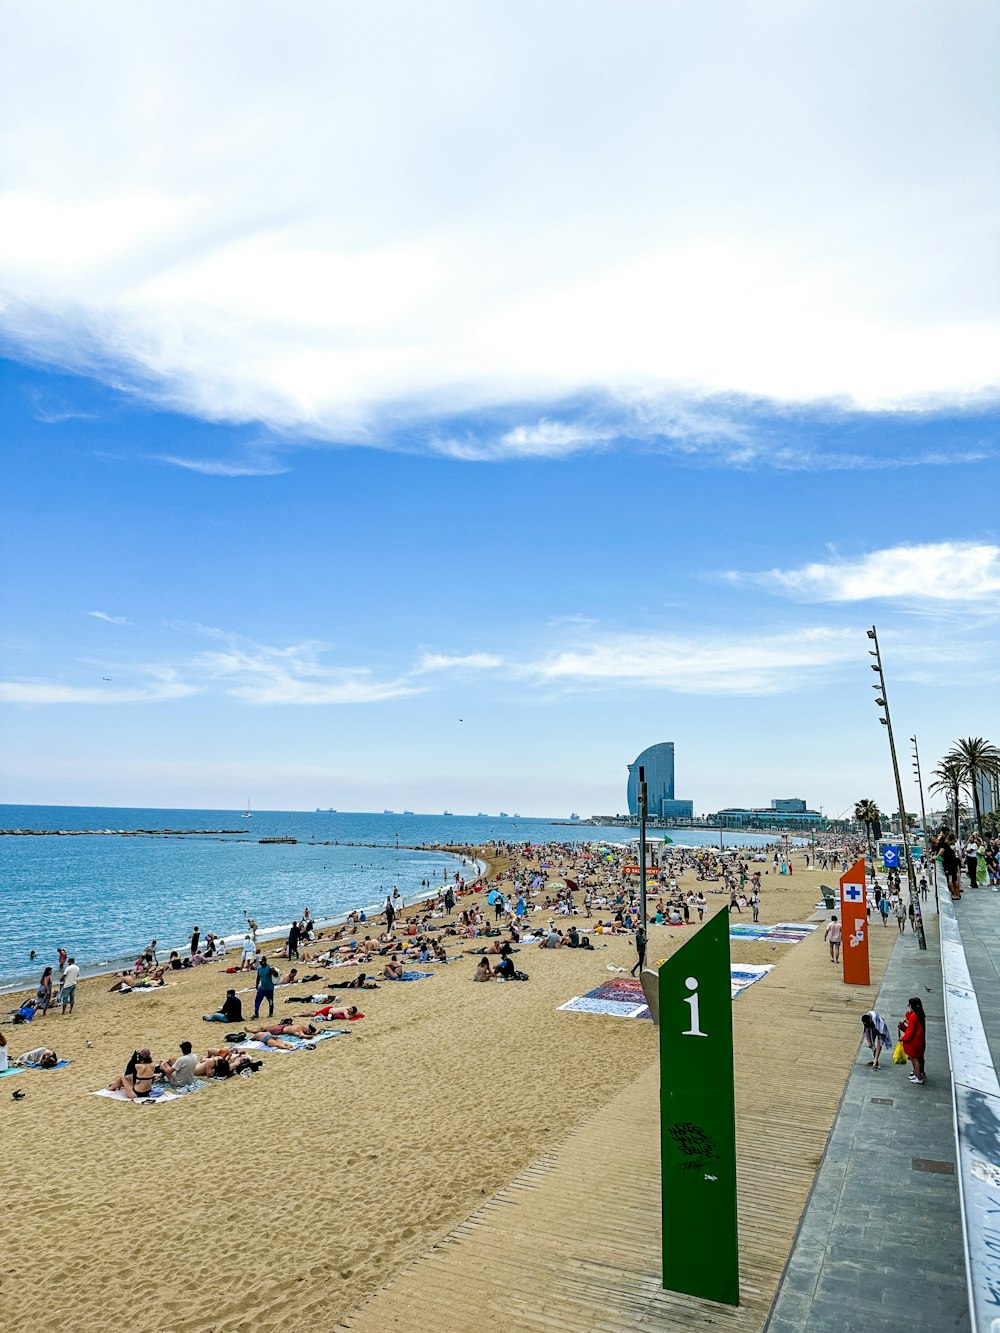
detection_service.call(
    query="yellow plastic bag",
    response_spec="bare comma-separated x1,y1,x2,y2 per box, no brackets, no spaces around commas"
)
893,1041,906,1065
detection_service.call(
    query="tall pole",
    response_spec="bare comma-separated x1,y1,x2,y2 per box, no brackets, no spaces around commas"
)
911,734,937,909
867,627,926,950
638,765,648,928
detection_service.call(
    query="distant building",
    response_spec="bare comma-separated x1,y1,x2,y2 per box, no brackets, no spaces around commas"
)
627,742,694,820
771,798,807,813
708,802,827,831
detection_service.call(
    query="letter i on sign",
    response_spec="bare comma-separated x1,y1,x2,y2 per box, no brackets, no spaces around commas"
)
682,976,708,1037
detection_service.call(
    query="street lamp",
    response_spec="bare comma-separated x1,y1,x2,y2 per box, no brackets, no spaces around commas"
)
911,735,937,908
867,627,926,950
637,764,648,928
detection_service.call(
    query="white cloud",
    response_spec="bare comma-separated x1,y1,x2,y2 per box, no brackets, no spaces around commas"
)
192,637,422,705
0,2,996,444
747,542,1000,602
416,652,505,673
156,455,288,477
0,677,194,704
87,610,130,625
522,627,860,695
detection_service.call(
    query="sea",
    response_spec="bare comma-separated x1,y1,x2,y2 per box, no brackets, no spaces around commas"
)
0,805,794,989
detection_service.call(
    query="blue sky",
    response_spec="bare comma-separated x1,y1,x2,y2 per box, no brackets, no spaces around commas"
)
1,1,998,817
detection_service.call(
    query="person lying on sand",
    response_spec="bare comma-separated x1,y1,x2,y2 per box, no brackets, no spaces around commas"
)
310,1003,360,1019
16,1046,58,1068
241,1031,299,1050
196,1050,258,1078
278,968,299,986
258,1020,318,1039
340,972,378,990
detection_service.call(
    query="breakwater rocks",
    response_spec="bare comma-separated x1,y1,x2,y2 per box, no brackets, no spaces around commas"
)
0,828,245,837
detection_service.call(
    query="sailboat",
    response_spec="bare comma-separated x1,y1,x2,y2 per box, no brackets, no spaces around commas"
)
242,797,252,819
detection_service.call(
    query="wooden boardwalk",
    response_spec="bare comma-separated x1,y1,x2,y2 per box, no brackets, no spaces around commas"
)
337,917,896,1333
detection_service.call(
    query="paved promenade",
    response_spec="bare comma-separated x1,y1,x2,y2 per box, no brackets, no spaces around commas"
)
766,891,969,1333
339,909,898,1333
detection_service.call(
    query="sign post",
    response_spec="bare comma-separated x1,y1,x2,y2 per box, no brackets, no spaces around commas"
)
655,909,739,1305
840,856,870,986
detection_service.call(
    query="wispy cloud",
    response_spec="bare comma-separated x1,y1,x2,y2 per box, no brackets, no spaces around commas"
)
0,675,194,704
196,639,421,705
416,652,505,673
156,455,288,477
520,627,860,696
87,610,130,625
741,541,1000,603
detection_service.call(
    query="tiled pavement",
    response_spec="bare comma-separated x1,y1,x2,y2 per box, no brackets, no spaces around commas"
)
766,892,970,1333
951,878,1000,1067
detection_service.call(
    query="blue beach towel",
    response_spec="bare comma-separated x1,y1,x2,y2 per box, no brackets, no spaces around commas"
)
397,970,433,981
0,1066,25,1079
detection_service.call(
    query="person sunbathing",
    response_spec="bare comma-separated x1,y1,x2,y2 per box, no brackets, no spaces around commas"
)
243,1030,298,1049
196,1051,236,1078
260,1020,318,1039
278,968,299,985
341,972,377,990
311,1003,360,1019
382,957,404,980
107,1048,157,1100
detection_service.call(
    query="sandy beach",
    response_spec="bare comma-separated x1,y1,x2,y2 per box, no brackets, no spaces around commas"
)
0,846,872,1333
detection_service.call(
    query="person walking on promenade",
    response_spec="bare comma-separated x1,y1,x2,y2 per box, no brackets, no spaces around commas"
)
253,955,279,1019
878,892,890,925
824,915,841,964
631,925,647,977
899,997,927,1084
933,830,961,900
894,897,907,933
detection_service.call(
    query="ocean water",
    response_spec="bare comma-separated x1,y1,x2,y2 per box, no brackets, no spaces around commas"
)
0,805,791,987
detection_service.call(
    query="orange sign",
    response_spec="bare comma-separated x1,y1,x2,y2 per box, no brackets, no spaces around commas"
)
839,857,870,986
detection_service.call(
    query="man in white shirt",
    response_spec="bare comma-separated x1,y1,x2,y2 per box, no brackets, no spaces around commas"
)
161,1041,198,1088
60,959,80,1015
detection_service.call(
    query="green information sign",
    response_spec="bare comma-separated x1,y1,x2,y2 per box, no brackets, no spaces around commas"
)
657,909,739,1305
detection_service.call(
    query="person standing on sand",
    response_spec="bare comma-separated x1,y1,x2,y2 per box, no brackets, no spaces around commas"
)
287,921,301,961
190,925,200,957
253,956,279,1018
631,925,647,977
824,916,841,964
60,957,80,1014
392,887,403,920
384,893,395,932
241,934,255,969
750,890,760,923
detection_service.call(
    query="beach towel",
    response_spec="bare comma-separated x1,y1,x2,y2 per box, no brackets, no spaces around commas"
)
395,971,432,981
730,964,774,999
559,995,651,1019
229,1030,344,1052
0,1066,25,1079
91,1083,197,1105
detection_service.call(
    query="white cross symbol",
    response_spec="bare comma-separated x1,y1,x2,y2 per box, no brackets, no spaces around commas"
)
843,885,863,902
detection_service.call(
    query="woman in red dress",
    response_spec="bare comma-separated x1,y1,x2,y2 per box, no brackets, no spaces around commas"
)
899,997,927,1084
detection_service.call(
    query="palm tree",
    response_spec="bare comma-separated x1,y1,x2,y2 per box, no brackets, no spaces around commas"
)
930,756,964,834
946,737,1000,832
854,798,882,875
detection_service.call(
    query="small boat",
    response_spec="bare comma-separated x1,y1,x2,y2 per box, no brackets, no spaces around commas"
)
403,810,414,816
259,836,297,844
242,796,252,819
477,812,488,817
443,811,453,816
570,813,581,822
499,811,509,818
384,809,394,815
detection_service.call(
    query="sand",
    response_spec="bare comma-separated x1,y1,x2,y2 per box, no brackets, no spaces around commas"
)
0,848,858,1333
